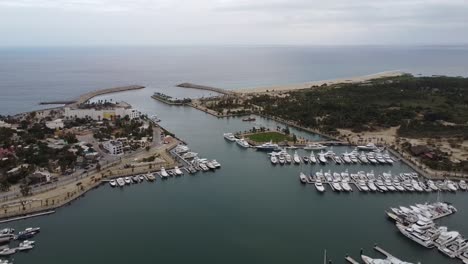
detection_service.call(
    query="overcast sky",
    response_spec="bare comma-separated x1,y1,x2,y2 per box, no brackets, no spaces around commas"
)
1,0,468,46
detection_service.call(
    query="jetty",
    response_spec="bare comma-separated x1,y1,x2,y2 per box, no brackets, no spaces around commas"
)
176,83,236,96
0,210,55,224
40,85,145,106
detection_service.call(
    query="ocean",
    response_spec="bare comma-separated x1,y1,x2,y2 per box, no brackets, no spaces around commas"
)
1,45,468,115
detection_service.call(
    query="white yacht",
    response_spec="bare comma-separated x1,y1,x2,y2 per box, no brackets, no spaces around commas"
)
342,153,352,164
332,179,342,192
459,180,467,191
412,180,423,192
109,179,117,187
358,180,370,192
367,180,378,192
256,141,280,151
270,155,278,164
435,230,461,247
303,143,327,150
293,151,301,164
446,180,458,192
160,167,169,177
236,138,250,148
357,143,377,151
299,172,308,184
309,152,317,164
397,223,435,248
315,178,325,192
361,254,414,264
181,152,198,159
318,152,327,164
385,179,396,191
211,160,221,168
174,166,183,175
375,179,388,192
223,132,237,142
116,177,125,187
124,177,132,185
341,178,353,192
285,154,292,164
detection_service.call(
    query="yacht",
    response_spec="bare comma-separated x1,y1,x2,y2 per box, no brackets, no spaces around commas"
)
314,178,326,192
199,163,209,172
18,240,35,251
446,180,458,192
236,138,250,148
367,180,378,192
223,133,237,142
438,237,468,258
357,143,377,151
17,227,40,240
341,178,353,192
174,166,183,176
427,180,439,191
358,180,370,192
332,178,342,192
211,160,221,168
278,156,285,165
303,143,327,150
124,177,132,185
0,248,16,256
393,180,406,192
397,223,435,248
146,173,156,181
299,172,308,184
359,152,369,163
285,154,292,164
109,179,117,187
385,179,396,191
412,180,423,192
309,152,317,164
0,234,14,244
116,177,125,187
459,180,467,191
256,141,280,151
361,254,414,264
435,230,461,247
270,155,278,164
403,180,415,191
181,152,198,159
206,162,216,170
318,152,327,164
174,145,190,154
293,151,301,164
375,179,388,192
342,152,352,164
160,167,169,178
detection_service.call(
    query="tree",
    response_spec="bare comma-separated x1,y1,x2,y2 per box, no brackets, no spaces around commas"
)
96,163,101,171
20,180,31,196
292,134,297,143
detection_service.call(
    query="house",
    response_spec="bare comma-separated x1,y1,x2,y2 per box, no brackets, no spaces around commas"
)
29,170,51,184
103,140,123,155
64,101,141,121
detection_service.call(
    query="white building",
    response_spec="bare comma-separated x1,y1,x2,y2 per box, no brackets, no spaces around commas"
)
64,102,141,121
0,120,12,128
103,140,124,155
46,119,65,130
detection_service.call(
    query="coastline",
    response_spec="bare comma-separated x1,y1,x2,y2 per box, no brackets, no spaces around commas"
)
236,70,404,93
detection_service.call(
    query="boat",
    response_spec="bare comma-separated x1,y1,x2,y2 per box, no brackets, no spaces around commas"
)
361,254,414,264
16,227,40,240
367,180,378,192
299,172,308,184
302,156,309,163
139,175,145,181
211,160,221,168
293,151,301,164
116,177,125,187
285,154,292,164
109,179,117,187
342,153,352,164
427,180,439,191
270,155,278,164
160,167,169,178
357,143,377,151
303,143,327,150
146,173,156,181
199,163,209,171
438,237,468,258
341,178,352,192
206,162,216,170
223,133,237,142
174,166,183,175
181,152,198,159
358,180,369,192
124,177,132,185
278,156,285,165
435,230,461,247
242,116,256,122
0,248,16,256
446,180,458,192
174,145,190,154
0,234,14,244
18,240,35,251
168,170,175,176
397,223,435,248
459,180,468,191
236,138,250,148
332,179,342,192
255,141,280,151
375,179,388,192
0,228,14,235
309,152,317,163
315,178,325,192
318,152,327,164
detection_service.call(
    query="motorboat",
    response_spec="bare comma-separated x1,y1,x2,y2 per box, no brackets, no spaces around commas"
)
206,162,216,170
397,223,435,248
132,175,140,183
0,248,16,256
357,143,377,151
116,177,125,187
332,179,342,192
358,180,369,192
124,177,132,185
0,234,14,244
223,133,237,142
174,144,190,154
299,172,308,184
367,180,378,192
160,167,169,177
341,178,352,192
309,152,317,163
236,138,250,148
109,179,117,187
375,179,388,192
361,254,414,264
315,178,325,192
303,143,327,150
446,180,458,192
385,179,396,191
435,230,461,247
302,156,309,163
342,153,352,164
393,181,406,192
181,152,198,159
293,151,301,164
18,240,35,251
270,155,278,164
256,141,280,151
278,156,285,165
17,227,40,240
318,152,327,164
211,160,221,168
427,180,439,191
174,166,183,175
459,180,468,191
285,154,292,164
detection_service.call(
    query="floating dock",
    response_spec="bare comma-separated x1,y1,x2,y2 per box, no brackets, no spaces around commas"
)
0,210,55,224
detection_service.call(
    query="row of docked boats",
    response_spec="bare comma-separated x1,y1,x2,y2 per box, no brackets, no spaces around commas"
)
300,170,468,194
191,158,221,172
109,174,155,187
388,202,468,263
172,144,218,174
268,148,396,166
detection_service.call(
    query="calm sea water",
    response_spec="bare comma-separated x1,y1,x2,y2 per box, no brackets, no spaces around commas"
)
2,46,468,263
1,46,468,115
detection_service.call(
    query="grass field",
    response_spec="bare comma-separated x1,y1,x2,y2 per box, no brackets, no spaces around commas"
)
246,132,292,143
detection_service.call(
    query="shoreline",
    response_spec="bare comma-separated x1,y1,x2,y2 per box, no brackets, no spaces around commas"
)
236,70,404,93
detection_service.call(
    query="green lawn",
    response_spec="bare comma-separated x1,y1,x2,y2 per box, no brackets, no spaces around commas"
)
246,132,292,143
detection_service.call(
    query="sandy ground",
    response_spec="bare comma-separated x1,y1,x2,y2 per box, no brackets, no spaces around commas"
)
236,70,404,94
338,126,399,145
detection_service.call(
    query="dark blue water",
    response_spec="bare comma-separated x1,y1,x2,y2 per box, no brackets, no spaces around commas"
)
1,46,468,115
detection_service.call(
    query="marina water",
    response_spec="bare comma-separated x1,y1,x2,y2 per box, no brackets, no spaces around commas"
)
2,46,468,263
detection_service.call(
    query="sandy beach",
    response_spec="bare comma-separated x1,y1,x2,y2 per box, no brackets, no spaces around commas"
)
236,70,404,94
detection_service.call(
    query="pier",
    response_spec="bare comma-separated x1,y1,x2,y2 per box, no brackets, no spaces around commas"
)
0,210,55,224
176,83,236,96
40,85,145,106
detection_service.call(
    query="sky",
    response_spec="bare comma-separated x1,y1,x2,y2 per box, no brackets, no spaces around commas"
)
1,0,468,46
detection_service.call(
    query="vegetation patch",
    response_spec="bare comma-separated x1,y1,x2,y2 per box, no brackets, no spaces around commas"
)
245,131,292,143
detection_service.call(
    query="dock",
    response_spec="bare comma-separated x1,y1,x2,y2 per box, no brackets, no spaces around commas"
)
345,256,360,264
0,210,55,224
373,245,394,258
40,85,145,106
176,83,236,96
